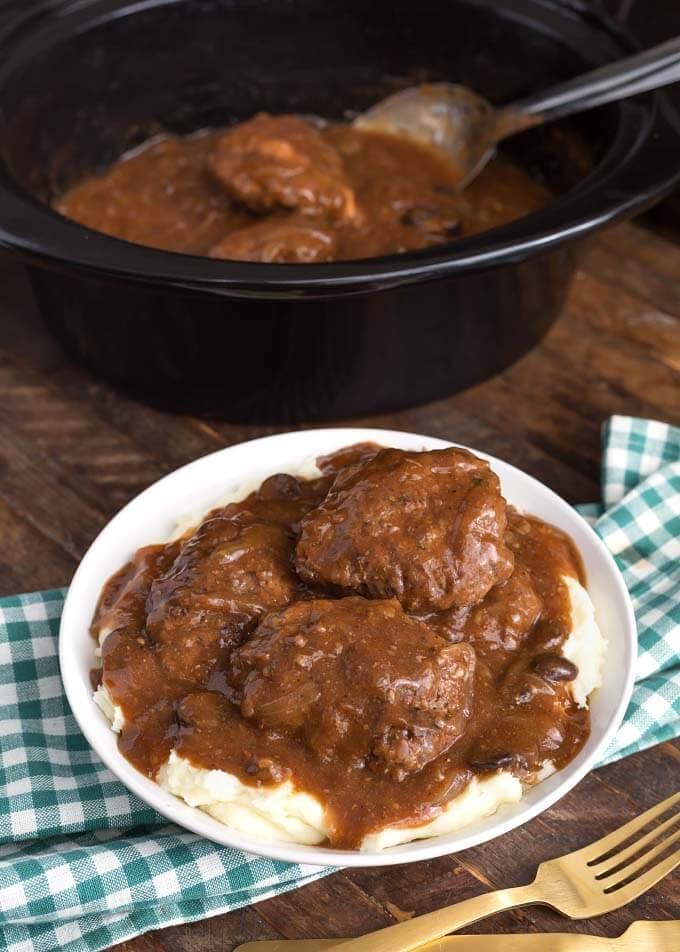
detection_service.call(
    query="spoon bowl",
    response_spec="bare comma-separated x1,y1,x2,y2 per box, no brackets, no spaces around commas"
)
355,83,497,188
356,37,680,189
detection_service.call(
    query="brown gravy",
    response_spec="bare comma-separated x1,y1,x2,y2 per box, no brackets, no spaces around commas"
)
56,117,548,262
92,444,590,849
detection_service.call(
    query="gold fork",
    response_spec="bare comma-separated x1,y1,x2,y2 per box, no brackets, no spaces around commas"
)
235,791,680,952
236,920,680,952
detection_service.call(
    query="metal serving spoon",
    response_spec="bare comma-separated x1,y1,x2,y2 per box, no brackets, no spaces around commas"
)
355,36,680,188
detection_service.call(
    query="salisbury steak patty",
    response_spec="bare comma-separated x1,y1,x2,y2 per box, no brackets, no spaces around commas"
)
211,114,358,221
231,596,476,780
146,512,300,683
210,216,337,263
295,447,515,612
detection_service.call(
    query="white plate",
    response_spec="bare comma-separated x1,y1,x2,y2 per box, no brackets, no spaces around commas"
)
60,428,636,868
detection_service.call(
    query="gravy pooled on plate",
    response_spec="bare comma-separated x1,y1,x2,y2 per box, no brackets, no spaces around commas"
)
91,444,597,850
57,113,548,262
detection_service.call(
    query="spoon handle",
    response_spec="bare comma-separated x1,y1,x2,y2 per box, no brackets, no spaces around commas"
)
495,35,680,139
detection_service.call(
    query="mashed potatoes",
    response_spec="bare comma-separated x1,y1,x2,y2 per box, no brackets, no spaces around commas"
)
562,576,607,708
93,458,607,852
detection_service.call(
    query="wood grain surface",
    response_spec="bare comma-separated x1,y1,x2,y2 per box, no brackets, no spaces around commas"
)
0,208,678,949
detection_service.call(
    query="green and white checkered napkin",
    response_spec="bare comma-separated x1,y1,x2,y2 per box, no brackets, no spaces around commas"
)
1,415,678,952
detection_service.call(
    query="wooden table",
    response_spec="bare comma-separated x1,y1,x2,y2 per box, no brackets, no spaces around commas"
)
0,208,678,949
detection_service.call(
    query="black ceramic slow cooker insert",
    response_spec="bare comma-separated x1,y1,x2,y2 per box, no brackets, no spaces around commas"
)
0,0,678,422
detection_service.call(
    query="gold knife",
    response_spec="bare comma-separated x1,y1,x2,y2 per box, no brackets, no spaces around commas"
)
235,921,680,952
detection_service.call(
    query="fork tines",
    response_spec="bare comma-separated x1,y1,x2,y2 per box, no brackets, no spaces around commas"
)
585,791,680,895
